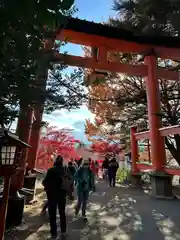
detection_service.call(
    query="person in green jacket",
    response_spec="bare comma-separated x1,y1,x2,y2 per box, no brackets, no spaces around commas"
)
74,159,94,221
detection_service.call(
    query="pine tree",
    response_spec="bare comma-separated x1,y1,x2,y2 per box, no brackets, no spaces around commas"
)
0,0,85,128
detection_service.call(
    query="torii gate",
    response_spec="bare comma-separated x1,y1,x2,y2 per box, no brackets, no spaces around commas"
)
17,18,180,197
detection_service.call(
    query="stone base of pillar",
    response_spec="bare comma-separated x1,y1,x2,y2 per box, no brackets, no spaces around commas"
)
150,173,174,199
23,174,37,204
130,173,142,188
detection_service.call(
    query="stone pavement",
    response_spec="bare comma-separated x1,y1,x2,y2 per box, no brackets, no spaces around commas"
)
5,181,180,240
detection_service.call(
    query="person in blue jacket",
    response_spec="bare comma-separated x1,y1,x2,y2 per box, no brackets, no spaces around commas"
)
74,159,94,221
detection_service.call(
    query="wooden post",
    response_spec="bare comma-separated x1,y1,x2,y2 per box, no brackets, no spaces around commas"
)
0,176,11,240
147,139,151,163
130,126,139,174
145,54,166,171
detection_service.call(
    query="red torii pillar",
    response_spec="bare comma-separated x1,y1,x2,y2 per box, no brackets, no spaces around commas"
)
130,126,138,174
144,53,173,198
145,53,166,172
130,126,142,186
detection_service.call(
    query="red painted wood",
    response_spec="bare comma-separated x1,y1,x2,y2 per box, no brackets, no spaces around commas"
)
165,168,180,176
0,176,11,240
159,125,180,136
137,163,180,176
136,163,153,171
55,53,179,81
130,126,139,174
57,29,180,60
135,131,150,140
134,125,180,140
145,55,166,171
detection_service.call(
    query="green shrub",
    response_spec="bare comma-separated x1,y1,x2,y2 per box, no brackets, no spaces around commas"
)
116,168,131,183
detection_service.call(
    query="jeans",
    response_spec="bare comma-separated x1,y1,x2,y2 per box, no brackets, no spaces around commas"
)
48,196,66,236
75,190,89,216
103,169,108,180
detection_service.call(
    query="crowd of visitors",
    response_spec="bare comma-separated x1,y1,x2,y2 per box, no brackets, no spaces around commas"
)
42,154,119,239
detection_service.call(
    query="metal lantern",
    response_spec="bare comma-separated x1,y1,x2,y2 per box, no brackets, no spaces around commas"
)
0,129,30,167
1,145,17,166
0,129,30,240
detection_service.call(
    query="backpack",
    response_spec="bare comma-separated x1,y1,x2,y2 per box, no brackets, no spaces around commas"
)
60,166,72,193
79,167,92,190
110,162,119,172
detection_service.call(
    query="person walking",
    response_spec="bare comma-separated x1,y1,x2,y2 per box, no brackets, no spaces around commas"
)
41,159,57,214
108,157,119,187
67,161,76,200
74,159,94,221
95,160,99,178
90,160,96,192
72,159,78,171
88,157,92,167
102,156,109,181
77,157,83,168
43,155,70,239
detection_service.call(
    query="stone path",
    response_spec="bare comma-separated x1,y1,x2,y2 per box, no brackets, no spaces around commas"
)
5,181,180,240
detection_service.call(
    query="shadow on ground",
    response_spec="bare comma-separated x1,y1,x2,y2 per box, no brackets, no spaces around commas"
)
5,181,180,240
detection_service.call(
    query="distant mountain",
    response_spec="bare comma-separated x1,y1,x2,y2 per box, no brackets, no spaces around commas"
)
72,120,91,145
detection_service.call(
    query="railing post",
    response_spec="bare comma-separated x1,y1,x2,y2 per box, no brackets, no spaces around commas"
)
130,126,138,174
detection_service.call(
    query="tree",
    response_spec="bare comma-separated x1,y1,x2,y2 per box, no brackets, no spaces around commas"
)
0,0,85,128
86,0,180,165
90,140,124,156
36,125,79,170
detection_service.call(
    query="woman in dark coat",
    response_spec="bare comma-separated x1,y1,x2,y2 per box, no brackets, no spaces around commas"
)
108,158,119,187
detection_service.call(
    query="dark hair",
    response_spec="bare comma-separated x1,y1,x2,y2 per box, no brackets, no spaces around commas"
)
54,155,63,166
68,161,73,166
111,157,116,162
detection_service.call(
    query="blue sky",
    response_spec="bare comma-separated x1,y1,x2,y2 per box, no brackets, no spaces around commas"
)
45,0,115,143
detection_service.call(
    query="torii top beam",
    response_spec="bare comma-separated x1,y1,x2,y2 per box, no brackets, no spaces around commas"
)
56,17,180,60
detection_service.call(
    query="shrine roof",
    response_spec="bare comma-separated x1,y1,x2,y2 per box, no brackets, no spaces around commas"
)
63,17,180,49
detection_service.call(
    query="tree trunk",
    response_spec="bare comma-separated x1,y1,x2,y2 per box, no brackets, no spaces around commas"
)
165,136,180,166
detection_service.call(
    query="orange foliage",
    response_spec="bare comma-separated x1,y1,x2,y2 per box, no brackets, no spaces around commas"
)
85,119,99,135
83,46,122,122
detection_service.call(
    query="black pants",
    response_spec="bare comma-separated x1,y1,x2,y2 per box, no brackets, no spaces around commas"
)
108,172,116,187
68,181,74,200
42,200,48,212
48,196,66,236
